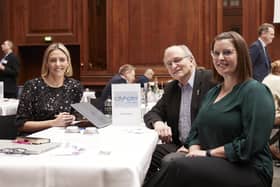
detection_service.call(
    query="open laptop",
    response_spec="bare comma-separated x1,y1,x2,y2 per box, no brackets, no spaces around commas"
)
71,102,112,128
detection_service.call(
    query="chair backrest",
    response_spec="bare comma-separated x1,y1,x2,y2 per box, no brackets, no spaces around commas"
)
90,98,103,111
0,115,18,139
17,85,24,99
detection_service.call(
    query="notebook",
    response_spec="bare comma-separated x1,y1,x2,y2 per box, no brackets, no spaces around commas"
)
71,102,112,128
15,137,50,145
0,140,61,155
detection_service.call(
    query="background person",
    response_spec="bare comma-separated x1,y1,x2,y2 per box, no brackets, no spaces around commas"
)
145,31,275,187
97,64,136,112
15,43,83,134
137,68,154,88
263,60,280,162
0,40,20,98
249,23,275,82
263,60,280,121
143,45,214,182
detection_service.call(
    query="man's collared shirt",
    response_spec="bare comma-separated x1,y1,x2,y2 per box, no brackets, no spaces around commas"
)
258,38,270,65
178,69,195,143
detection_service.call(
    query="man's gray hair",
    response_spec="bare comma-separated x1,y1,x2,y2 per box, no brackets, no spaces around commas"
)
164,45,196,65
178,45,194,58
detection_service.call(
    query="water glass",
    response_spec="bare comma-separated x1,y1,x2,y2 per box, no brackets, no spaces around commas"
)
0,81,3,99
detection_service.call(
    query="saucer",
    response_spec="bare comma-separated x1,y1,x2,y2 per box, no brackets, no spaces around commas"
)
65,126,80,133
83,127,98,134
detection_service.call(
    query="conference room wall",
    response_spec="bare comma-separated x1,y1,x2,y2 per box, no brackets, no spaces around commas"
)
0,0,278,89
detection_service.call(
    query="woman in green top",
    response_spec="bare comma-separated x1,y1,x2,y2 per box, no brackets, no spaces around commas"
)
144,31,275,187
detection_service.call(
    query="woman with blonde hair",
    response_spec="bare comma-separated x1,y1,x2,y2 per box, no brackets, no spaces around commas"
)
15,43,83,134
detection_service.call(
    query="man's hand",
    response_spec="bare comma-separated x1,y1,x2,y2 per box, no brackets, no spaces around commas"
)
0,63,5,71
186,150,206,157
186,145,204,157
153,121,172,143
177,146,189,154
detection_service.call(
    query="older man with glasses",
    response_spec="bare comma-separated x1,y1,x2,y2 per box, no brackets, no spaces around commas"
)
143,45,215,183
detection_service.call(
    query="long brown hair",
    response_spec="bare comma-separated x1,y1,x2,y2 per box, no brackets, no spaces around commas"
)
211,31,252,83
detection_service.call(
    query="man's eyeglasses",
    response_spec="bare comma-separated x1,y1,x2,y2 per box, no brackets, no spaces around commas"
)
211,49,235,58
165,56,189,67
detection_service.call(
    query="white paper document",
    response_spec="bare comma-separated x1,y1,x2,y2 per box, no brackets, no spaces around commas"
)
112,84,141,126
274,0,280,23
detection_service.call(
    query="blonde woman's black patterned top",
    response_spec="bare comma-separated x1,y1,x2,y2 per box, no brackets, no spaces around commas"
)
15,77,83,129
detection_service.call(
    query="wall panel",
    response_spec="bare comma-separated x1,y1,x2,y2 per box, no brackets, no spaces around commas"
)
0,1,10,49
10,0,80,45
8,0,82,85
2,0,279,87
260,0,280,62
107,0,220,81
242,0,261,44
243,0,280,62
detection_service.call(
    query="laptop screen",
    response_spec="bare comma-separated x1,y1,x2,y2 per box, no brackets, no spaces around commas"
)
71,102,111,128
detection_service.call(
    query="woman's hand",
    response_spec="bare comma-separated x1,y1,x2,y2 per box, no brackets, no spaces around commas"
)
53,112,75,127
186,146,226,158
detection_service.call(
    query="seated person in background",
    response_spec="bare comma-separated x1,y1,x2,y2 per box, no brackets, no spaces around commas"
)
97,64,136,112
145,31,275,187
15,43,83,135
143,45,215,182
0,40,20,98
263,60,280,161
263,60,280,123
137,68,154,87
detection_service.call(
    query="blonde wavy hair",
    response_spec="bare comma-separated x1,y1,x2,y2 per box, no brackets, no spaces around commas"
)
41,43,73,77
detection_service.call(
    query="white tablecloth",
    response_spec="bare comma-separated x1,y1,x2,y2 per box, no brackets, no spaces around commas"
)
0,125,158,187
0,99,19,116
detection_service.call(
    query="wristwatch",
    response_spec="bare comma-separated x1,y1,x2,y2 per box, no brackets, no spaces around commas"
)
206,149,212,157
